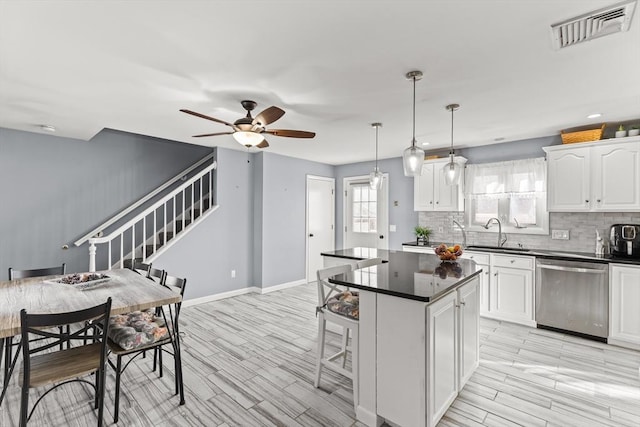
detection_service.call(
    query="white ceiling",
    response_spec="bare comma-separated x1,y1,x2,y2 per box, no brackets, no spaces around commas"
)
1,0,639,165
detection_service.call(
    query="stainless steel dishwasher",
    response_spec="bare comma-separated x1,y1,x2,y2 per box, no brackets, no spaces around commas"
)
535,258,609,341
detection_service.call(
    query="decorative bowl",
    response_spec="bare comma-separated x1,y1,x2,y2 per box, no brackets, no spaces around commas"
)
434,243,463,261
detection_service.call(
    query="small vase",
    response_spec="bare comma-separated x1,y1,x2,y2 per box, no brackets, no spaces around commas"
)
417,237,430,246
615,130,627,138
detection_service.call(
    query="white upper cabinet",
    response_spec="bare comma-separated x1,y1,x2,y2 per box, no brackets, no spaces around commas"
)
544,137,640,212
414,157,467,212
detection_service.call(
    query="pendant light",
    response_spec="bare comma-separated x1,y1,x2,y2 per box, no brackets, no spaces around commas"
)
443,103,463,186
369,122,384,190
402,70,425,177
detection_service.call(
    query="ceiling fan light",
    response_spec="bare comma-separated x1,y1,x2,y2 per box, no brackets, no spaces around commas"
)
403,144,425,176
233,131,265,146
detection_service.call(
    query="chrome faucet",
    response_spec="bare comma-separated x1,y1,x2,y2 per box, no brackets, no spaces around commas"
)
483,217,507,247
452,220,467,248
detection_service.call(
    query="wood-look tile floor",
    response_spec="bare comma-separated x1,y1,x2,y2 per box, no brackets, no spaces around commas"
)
1,282,639,426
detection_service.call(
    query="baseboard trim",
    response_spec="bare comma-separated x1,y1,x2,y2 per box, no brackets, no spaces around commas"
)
181,286,259,307
257,278,307,294
182,279,307,307
356,405,384,427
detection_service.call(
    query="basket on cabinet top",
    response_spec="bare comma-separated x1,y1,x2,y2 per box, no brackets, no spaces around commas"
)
560,123,605,144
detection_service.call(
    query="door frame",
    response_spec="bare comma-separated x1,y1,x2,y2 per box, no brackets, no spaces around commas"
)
306,174,336,282
343,173,390,250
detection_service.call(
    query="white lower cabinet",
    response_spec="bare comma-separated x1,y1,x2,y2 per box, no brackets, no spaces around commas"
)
376,276,480,427
609,264,640,350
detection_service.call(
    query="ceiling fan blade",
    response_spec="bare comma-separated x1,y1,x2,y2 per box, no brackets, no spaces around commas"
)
253,106,285,126
257,139,270,149
264,129,316,138
180,109,236,129
192,131,234,138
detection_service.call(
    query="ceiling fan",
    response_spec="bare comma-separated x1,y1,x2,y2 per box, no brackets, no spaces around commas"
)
180,100,316,149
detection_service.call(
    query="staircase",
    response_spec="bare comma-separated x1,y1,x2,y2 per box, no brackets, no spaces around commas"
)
75,155,218,272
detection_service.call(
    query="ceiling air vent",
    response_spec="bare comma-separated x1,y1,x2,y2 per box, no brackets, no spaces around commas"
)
551,0,637,49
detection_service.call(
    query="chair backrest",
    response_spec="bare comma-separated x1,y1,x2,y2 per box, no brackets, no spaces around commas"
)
124,259,152,276
316,264,353,307
355,257,383,269
157,275,187,332
147,267,165,283
9,263,66,280
20,298,112,379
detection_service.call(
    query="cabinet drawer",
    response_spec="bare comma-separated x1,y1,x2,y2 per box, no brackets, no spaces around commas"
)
492,254,534,270
461,251,490,265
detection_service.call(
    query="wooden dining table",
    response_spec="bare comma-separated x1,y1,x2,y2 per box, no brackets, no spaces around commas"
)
0,268,181,340
0,268,182,405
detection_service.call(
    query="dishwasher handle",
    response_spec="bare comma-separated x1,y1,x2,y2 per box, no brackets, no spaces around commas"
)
537,264,606,274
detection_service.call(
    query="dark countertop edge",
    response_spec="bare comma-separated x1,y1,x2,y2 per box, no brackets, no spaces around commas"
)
402,243,640,266
329,270,482,303
320,252,389,262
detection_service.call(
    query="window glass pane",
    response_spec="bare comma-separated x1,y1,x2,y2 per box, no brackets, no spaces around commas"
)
473,198,499,224
510,197,536,224
351,183,379,234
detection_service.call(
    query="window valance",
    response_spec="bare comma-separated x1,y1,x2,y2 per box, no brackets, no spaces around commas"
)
464,157,546,199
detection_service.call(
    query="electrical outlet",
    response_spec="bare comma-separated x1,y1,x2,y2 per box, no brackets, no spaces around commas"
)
551,229,570,240
231,270,236,278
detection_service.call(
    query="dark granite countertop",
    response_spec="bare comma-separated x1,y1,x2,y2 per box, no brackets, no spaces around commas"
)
322,249,481,303
402,242,640,266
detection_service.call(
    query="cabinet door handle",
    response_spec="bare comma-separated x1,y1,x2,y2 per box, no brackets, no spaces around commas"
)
597,199,601,203
429,201,433,204
436,201,439,204
460,301,466,306
510,259,515,264
494,273,498,277
585,199,589,203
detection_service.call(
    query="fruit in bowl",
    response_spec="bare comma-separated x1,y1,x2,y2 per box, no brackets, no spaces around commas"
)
434,243,463,261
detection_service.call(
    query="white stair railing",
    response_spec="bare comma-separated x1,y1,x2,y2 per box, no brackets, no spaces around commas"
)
86,160,218,272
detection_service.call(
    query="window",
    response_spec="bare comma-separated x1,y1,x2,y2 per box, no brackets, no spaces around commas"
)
352,184,378,233
465,158,548,235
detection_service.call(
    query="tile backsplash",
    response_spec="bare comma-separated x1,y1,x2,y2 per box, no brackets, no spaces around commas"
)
418,211,640,254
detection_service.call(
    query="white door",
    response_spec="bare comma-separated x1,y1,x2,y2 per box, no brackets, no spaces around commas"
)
592,142,640,211
547,149,591,211
306,176,335,282
344,175,389,249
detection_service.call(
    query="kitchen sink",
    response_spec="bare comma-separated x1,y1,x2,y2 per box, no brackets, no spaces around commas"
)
466,245,531,253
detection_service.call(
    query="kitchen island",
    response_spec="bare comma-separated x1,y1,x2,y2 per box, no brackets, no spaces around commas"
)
321,248,481,427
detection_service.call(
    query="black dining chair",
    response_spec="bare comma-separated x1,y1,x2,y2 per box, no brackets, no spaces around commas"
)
1,264,67,408
107,274,186,423
18,298,112,427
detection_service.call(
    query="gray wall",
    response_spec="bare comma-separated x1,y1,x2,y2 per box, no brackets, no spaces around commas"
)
334,157,417,250
156,147,254,299
0,127,211,280
258,152,335,287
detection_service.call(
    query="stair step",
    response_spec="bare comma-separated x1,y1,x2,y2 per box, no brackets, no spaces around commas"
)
157,232,175,245
174,220,192,233
144,242,165,257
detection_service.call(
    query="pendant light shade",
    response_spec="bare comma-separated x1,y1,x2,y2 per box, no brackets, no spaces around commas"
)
443,103,463,186
402,70,425,177
369,122,384,190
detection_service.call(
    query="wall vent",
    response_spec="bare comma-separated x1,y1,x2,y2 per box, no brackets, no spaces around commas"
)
551,0,636,49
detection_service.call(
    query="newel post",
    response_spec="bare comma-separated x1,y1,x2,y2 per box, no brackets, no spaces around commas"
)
88,239,97,272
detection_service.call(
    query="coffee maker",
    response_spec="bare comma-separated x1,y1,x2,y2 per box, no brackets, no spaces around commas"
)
610,224,640,258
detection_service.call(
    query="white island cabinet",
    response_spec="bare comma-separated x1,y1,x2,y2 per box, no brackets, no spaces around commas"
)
609,263,640,350
323,249,481,427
